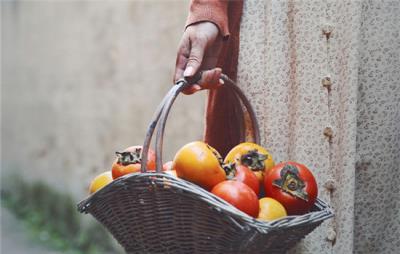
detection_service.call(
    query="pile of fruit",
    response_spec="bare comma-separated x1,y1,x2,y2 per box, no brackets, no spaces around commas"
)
89,142,318,222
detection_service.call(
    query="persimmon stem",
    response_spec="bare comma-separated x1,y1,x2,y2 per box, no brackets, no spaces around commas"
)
116,148,142,166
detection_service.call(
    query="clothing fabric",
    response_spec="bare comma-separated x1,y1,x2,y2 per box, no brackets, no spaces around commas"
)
186,0,400,253
186,0,245,157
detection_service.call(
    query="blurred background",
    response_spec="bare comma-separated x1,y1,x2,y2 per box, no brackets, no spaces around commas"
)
1,1,204,253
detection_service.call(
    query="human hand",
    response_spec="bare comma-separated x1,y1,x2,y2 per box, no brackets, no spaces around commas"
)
174,22,224,94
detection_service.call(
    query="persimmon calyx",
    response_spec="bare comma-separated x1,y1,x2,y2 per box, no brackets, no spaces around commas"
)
240,149,268,172
116,148,142,166
272,164,309,202
222,163,237,180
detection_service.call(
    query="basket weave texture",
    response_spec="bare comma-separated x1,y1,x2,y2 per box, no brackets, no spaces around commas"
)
78,75,333,254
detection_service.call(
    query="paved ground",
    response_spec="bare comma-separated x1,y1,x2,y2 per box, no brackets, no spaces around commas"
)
1,207,62,254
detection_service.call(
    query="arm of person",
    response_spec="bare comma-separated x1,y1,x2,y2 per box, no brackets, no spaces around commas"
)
174,0,229,94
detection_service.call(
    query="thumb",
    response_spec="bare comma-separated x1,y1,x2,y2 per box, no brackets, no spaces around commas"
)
184,39,206,77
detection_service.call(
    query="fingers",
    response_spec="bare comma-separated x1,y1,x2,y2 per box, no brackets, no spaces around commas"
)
174,37,190,83
173,22,221,90
182,84,202,95
183,38,207,77
182,68,223,95
200,68,223,89
173,35,208,82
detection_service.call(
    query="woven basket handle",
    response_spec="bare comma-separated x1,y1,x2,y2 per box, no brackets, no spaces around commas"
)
141,73,260,173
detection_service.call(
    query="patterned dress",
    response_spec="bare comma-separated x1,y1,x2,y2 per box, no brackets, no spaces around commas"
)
236,0,399,253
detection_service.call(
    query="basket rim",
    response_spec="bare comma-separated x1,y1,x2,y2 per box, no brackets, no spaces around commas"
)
78,172,333,233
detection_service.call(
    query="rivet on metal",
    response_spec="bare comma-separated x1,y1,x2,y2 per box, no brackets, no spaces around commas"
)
322,24,334,40
323,127,333,143
326,228,336,242
322,77,332,90
324,179,336,191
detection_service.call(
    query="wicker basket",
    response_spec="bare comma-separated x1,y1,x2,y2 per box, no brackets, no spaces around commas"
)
78,74,333,254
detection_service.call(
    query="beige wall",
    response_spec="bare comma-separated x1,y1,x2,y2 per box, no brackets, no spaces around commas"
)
1,0,205,198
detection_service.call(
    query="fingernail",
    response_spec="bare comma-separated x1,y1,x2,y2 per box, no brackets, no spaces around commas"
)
184,66,194,77
219,78,225,85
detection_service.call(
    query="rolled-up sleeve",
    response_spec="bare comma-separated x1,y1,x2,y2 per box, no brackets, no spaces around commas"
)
185,0,230,39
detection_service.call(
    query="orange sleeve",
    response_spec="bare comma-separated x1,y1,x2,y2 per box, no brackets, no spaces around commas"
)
185,0,230,39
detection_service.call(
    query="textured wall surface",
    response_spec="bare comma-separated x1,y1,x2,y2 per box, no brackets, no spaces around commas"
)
1,0,205,198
